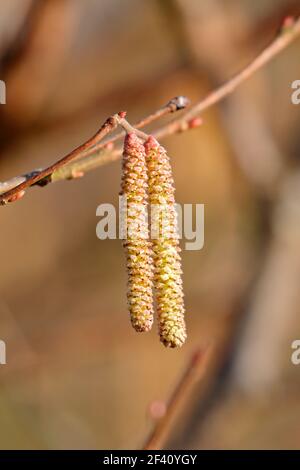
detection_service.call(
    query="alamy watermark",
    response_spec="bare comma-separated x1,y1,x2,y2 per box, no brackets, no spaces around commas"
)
291,80,300,105
0,80,6,104
0,340,6,365
96,197,204,251
291,340,300,365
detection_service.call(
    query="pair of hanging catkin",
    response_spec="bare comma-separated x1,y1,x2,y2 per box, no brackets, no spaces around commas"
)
120,132,186,348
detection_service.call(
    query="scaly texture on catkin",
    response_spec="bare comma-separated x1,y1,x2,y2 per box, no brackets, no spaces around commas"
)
120,133,154,332
145,136,186,347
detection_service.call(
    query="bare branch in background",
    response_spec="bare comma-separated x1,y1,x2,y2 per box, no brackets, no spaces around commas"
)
230,170,300,394
143,346,212,450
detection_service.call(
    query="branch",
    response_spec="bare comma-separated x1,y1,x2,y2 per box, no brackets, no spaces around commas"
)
1,16,300,205
50,98,193,184
72,96,190,162
67,15,300,163
143,346,212,450
0,113,122,203
0,97,189,204
154,16,300,137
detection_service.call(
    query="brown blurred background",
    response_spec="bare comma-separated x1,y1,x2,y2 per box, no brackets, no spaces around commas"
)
0,0,300,450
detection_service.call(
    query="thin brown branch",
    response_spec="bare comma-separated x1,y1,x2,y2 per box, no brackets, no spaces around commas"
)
0,97,189,203
76,15,300,147
143,346,212,450
99,95,189,149
1,17,300,205
0,113,121,204
56,96,190,164
155,16,300,137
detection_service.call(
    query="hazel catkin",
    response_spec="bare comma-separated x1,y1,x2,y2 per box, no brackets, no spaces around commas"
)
120,133,154,332
145,136,186,348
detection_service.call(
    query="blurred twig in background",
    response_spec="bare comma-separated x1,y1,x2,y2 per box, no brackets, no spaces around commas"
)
144,346,212,450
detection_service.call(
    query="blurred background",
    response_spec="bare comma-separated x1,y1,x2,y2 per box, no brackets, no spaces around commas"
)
0,0,300,450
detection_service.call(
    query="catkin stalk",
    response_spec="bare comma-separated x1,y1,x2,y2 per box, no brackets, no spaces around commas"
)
145,136,186,347
120,133,154,332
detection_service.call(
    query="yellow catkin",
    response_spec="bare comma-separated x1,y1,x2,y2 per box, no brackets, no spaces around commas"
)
145,136,186,348
120,133,154,332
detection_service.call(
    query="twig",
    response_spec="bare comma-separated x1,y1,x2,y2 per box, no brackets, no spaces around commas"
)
117,116,149,140
0,114,121,204
50,102,193,184
1,17,300,205
64,96,190,165
143,346,212,450
155,16,300,135
79,15,300,155
0,97,188,203
97,95,189,149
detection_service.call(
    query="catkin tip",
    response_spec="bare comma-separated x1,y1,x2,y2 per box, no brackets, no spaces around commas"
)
144,135,159,153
